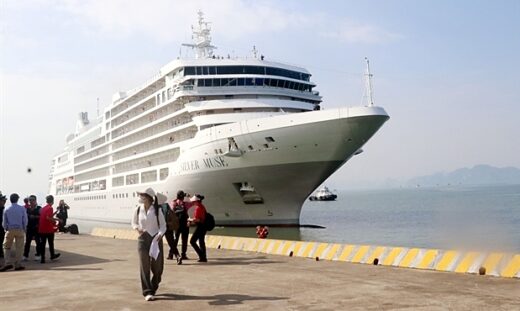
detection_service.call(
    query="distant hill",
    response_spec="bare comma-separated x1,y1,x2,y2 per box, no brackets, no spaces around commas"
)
406,165,520,187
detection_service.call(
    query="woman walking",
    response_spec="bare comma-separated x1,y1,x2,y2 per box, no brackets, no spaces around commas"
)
131,188,166,302
188,194,208,262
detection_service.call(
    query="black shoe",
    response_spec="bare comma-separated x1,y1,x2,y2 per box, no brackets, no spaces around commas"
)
0,264,14,272
181,255,189,260
14,266,25,271
177,257,182,265
197,258,207,263
40,259,45,264
51,253,61,260
166,255,173,260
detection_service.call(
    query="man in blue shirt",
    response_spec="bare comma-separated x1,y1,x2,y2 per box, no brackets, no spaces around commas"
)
1,193,28,271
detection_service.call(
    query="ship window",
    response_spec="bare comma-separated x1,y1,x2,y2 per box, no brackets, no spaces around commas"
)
184,67,195,75
197,79,203,87
209,66,216,75
160,168,169,180
248,145,254,150
212,79,220,87
126,174,139,185
245,78,253,86
265,137,275,142
141,170,157,183
113,176,124,187
238,78,245,86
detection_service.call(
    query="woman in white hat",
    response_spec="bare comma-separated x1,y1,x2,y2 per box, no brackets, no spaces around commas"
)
131,188,166,301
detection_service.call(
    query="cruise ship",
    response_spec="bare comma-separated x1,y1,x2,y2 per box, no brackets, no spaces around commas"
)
49,12,389,226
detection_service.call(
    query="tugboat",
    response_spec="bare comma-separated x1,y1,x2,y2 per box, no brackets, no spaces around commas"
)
309,187,337,201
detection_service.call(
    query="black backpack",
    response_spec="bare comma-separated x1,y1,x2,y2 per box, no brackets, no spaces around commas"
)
205,212,215,231
67,224,79,235
161,203,179,231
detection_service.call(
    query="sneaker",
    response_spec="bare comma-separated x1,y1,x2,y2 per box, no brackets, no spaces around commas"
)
0,264,14,272
51,253,61,260
22,256,28,262
14,266,25,271
144,295,154,301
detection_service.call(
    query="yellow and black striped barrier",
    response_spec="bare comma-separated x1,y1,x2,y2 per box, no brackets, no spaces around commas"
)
91,228,520,279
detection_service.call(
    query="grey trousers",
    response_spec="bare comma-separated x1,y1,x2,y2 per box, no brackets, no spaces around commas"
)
137,232,164,296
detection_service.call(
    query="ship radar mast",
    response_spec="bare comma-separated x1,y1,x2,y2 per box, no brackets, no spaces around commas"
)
182,11,217,59
364,57,374,107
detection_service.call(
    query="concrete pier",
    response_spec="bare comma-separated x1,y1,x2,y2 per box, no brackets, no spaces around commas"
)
1,234,519,310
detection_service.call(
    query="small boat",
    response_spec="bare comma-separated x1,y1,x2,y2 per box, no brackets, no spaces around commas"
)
309,187,337,201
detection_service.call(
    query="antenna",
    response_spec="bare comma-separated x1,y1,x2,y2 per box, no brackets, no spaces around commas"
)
364,57,374,107
181,11,217,59
96,97,100,117
252,45,258,58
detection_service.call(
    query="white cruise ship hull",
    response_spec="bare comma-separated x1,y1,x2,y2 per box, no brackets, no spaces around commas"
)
60,106,388,226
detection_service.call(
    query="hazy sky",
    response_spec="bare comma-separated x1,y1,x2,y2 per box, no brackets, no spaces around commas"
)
1,0,519,196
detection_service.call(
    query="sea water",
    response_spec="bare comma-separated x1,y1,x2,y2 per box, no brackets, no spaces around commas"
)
215,184,520,252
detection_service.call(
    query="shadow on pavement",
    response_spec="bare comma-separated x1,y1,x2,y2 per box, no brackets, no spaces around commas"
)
9,249,125,271
154,293,288,305
178,255,284,266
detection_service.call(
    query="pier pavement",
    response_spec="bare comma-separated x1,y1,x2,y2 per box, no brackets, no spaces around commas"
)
1,234,519,310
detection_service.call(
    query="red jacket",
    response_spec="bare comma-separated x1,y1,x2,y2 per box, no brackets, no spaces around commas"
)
193,202,206,224
38,204,57,234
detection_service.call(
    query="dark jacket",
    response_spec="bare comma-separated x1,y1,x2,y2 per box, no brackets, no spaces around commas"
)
26,205,41,231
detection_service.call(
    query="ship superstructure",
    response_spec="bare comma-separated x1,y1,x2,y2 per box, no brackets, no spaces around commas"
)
49,12,389,225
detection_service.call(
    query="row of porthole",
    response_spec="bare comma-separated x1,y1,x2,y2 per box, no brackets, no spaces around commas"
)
74,195,107,201
113,193,131,199
74,191,173,201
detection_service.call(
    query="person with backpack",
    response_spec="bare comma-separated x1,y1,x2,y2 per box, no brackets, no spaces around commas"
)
161,201,179,262
171,190,193,264
131,188,166,302
188,194,208,262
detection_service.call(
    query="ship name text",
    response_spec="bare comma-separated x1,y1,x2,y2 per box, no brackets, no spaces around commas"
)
180,156,229,172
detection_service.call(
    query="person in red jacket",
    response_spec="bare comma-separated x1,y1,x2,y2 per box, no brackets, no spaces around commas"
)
38,195,61,263
188,194,207,262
